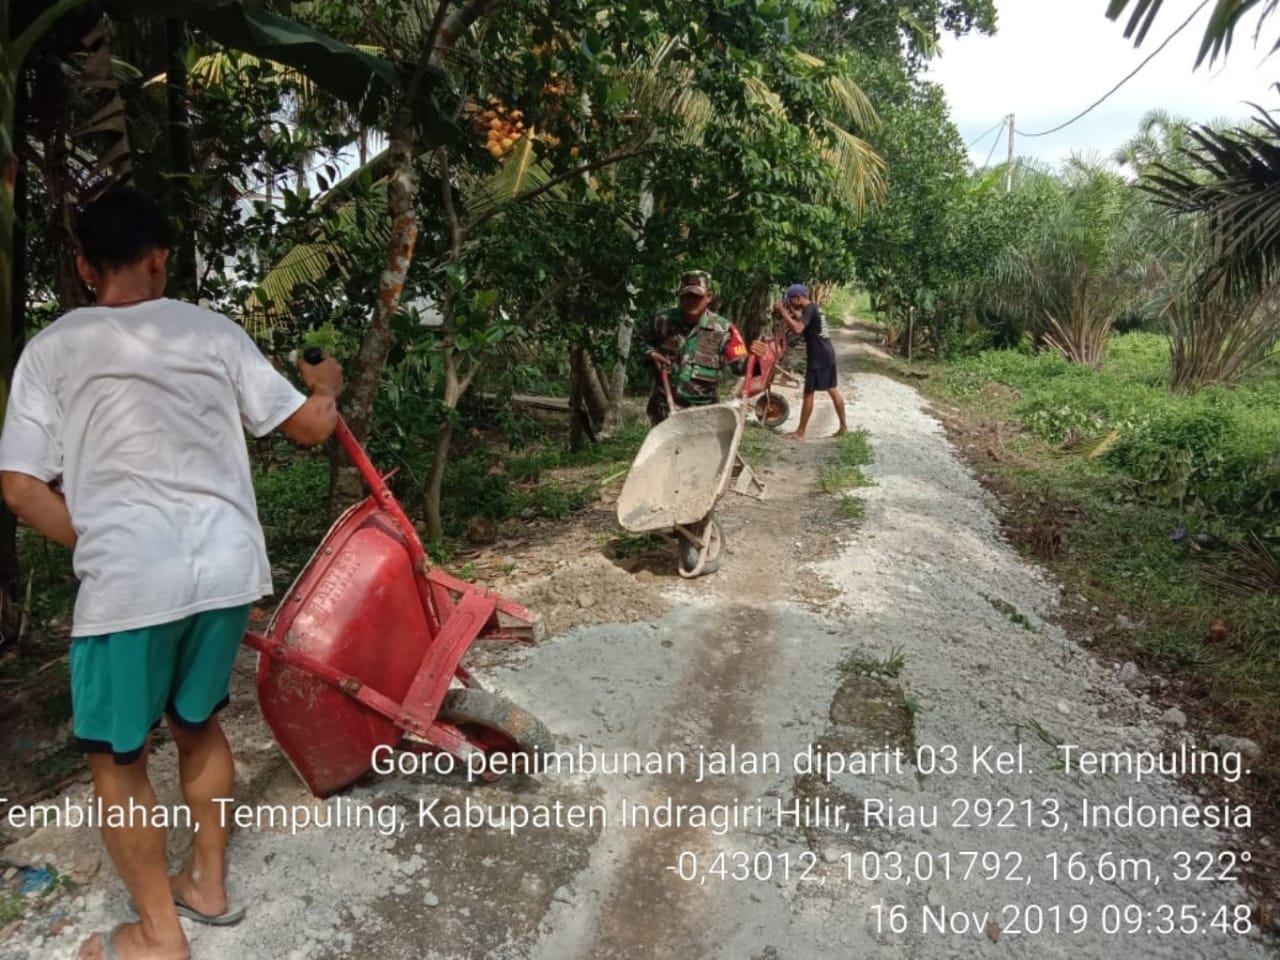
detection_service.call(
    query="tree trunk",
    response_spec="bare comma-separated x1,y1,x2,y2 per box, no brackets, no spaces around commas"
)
568,346,587,453
329,108,418,514
0,121,23,647
423,351,476,542
333,0,498,518
606,318,632,431
581,350,610,426
734,276,772,345
424,416,451,545
165,18,196,298
31,31,83,309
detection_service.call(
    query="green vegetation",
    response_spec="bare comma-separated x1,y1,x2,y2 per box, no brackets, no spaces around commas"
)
844,644,907,679
936,334,1280,530
738,423,780,469
837,493,867,520
818,429,876,494
0,891,25,925
608,531,666,559
983,594,1036,632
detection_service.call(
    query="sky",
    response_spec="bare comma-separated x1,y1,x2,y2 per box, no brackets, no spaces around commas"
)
925,0,1280,168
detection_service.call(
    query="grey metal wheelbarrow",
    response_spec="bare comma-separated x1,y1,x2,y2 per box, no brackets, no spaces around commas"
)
615,362,766,577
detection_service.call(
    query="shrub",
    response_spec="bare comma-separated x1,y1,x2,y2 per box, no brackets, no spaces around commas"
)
1106,402,1232,506
944,334,1280,529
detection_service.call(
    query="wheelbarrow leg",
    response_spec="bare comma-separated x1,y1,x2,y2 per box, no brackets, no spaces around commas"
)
730,455,766,499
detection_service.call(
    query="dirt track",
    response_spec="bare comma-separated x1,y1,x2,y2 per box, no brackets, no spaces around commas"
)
2,329,1275,959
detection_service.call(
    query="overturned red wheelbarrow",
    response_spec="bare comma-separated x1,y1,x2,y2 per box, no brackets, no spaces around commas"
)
243,352,551,797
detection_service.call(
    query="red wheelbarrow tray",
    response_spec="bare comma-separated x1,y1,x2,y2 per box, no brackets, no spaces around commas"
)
243,418,543,798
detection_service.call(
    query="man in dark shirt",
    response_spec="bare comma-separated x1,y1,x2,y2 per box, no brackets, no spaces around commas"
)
776,284,847,438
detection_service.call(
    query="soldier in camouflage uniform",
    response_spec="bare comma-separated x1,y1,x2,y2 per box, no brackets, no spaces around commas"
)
643,270,749,426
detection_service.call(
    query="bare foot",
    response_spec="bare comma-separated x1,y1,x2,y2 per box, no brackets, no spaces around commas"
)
784,431,806,441
79,921,189,960
833,426,848,436
171,866,228,919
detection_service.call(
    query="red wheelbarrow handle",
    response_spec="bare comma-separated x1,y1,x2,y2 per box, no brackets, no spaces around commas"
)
659,367,677,412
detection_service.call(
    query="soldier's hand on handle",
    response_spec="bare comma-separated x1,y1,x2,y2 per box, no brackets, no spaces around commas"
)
649,350,672,368
297,347,346,397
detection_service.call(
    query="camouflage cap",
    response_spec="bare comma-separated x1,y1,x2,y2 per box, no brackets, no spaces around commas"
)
678,270,711,296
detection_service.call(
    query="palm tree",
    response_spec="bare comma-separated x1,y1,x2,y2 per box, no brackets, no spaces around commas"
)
1112,109,1194,179
1106,0,1278,68
1108,1,1280,304
988,160,1160,366
1144,109,1280,298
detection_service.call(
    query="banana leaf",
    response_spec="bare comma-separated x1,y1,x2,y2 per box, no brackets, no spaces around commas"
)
101,0,403,115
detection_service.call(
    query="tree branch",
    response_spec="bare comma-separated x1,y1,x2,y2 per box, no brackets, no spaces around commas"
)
422,0,454,60
438,147,463,258
519,270,586,326
430,0,504,62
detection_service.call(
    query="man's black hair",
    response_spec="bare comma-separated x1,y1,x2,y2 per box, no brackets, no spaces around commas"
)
74,186,173,272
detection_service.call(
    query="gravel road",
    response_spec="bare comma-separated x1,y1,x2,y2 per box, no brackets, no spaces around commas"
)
2,332,1273,960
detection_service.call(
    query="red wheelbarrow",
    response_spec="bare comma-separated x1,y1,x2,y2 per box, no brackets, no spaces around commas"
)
742,317,799,428
243,357,551,797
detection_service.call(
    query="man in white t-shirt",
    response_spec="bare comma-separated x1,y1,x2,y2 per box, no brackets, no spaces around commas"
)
0,187,343,960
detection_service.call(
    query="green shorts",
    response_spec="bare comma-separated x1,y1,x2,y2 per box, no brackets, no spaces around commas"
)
70,605,250,765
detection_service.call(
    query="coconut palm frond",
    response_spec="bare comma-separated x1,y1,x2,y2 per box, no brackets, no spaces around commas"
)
788,52,879,132
145,44,386,102
242,183,391,334
818,122,886,212
826,74,879,132
243,242,347,336
464,133,559,218
743,75,785,115
667,83,715,136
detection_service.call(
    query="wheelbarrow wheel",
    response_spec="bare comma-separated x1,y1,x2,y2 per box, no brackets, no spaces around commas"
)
439,688,554,777
753,392,790,428
678,514,724,577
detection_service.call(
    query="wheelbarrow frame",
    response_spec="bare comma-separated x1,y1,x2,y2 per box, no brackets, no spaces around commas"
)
243,416,542,787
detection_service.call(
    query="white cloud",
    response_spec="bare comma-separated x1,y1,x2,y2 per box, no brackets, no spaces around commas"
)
924,0,1279,167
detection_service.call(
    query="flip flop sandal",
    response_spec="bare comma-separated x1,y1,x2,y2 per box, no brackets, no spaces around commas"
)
173,894,246,926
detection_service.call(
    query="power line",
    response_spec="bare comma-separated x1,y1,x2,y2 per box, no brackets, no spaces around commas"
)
966,118,1006,149
1015,0,1210,138
981,119,1007,169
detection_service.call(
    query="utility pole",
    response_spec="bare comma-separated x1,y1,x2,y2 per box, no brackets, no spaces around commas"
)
1006,113,1015,193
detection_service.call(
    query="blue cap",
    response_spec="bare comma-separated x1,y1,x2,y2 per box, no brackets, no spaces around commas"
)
786,284,808,299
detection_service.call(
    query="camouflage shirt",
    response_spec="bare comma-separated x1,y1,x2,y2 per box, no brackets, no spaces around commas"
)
645,307,748,406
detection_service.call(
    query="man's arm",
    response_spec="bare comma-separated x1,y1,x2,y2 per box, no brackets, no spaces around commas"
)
779,305,806,336
643,312,672,368
1,473,76,549
279,384,343,448
723,324,749,376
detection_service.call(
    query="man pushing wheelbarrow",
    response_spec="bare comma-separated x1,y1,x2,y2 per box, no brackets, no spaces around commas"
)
620,271,768,577
0,187,549,960
642,270,753,424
